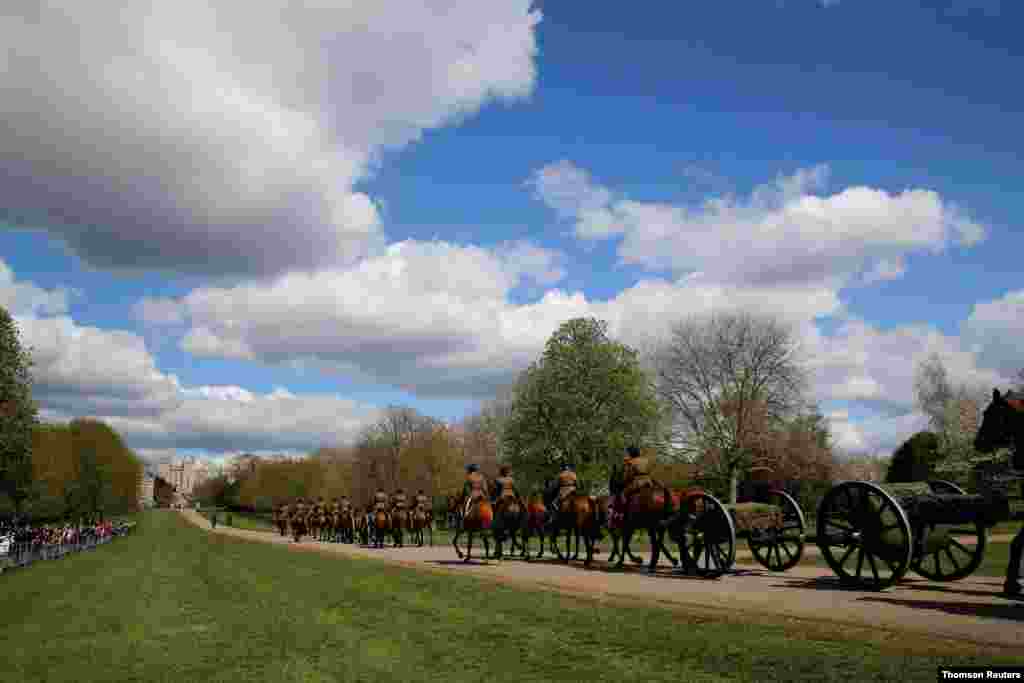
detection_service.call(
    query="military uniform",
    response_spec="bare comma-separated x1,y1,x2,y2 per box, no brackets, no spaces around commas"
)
493,472,523,509
373,490,389,514
623,449,655,499
292,499,308,540
462,469,489,517
557,468,578,506
391,490,408,511
414,492,430,512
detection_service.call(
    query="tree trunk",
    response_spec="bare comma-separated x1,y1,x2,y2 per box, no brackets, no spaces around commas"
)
729,468,739,505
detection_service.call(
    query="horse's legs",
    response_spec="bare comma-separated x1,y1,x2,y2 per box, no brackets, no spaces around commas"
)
1005,527,1023,597
646,525,661,575
452,527,463,559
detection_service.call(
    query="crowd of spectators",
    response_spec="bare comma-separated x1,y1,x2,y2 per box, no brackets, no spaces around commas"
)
0,517,135,572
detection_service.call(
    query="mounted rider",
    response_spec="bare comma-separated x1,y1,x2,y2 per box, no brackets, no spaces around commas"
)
622,445,654,500
414,489,430,514
462,463,490,518
493,464,523,508
373,488,390,518
545,462,577,527
391,488,408,512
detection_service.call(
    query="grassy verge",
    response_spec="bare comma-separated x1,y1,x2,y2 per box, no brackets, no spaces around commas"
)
2,510,1020,683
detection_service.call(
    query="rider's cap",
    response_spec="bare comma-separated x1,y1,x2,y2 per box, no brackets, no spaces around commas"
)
466,463,480,472
627,445,640,458
499,464,512,475
561,462,573,471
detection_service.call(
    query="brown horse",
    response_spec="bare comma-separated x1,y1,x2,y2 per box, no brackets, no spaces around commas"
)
274,508,289,537
291,512,306,543
608,465,680,574
338,507,356,544
491,495,526,561
372,508,391,549
391,505,409,547
354,506,370,545
595,494,645,566
521,493,549,560
975,388,1024,598
409,506,432,547
450,493,492,562
550,492,603,567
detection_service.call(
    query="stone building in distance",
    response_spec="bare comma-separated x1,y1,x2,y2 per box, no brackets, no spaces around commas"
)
158,458,210,498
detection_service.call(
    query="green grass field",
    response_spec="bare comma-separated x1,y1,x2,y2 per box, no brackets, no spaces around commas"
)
1,510,1020,682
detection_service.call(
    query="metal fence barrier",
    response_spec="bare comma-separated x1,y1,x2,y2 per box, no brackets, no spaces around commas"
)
1,524,135,574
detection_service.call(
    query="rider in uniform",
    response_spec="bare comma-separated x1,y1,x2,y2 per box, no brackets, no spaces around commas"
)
622,445,654,500
545,463,577,527
493,464,523,508
292,497,308,541
462,464,489,518
414,489,431,524
392,488,408,515
373,488,390,525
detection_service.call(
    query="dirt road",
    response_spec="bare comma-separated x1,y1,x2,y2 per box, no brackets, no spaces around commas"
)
179,510,1023,651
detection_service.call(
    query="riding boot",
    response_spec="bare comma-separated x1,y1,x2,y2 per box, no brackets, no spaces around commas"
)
1005,580,1022,598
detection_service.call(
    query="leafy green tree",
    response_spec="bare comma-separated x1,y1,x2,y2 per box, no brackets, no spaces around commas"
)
0,305,38,516
885,431,942,483
503,317,665,491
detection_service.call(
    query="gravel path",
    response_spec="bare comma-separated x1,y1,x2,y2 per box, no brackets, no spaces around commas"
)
180,510,1023,650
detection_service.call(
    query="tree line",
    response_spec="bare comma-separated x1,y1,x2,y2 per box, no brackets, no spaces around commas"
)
1,305,144,520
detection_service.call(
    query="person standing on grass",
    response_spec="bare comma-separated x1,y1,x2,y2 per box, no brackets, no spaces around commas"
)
210,508,219,529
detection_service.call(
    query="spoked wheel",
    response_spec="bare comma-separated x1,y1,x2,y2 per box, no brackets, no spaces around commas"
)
911,519,986,581
747,490,806,572
678,492,736,577
927,480,966,495
816,482,912,590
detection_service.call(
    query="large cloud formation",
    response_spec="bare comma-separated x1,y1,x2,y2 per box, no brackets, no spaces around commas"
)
2,260,382,454
0,1,541,277
528,161,985,289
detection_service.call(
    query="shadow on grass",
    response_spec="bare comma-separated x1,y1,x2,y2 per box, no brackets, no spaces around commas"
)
859,596,1024,621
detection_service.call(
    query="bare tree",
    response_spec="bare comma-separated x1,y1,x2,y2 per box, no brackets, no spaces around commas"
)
358,406,439,490
912,352,989,474
647,311,811,503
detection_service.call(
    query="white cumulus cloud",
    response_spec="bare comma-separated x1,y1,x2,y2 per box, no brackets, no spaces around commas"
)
0,1,541,277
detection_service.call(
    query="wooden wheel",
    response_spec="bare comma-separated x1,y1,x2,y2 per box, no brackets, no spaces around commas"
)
816,482,912,590
678,492,736,577
911,519,986,581
927,480,966,495
747,490,806,572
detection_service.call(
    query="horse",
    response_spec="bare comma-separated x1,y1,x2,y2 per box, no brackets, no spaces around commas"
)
274,508,289,537
549,491,602,567
338,507,356,544
372,508,391,549
354,507,370,545
291,512,306,543
390,505,409,548
595,492,645,566
318,509,332,542
307,509,323,542
607,464,681,575
450,492,493,562
974,388,1024,598
491,494,526,561
409,506,432,547
521,493,549,560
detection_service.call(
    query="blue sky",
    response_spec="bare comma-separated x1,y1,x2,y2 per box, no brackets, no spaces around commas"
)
1,0,1021,464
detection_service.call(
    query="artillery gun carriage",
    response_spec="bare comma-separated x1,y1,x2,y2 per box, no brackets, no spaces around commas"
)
814,469,1024,590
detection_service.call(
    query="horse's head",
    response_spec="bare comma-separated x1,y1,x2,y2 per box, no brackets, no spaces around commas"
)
975,388,1024,454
